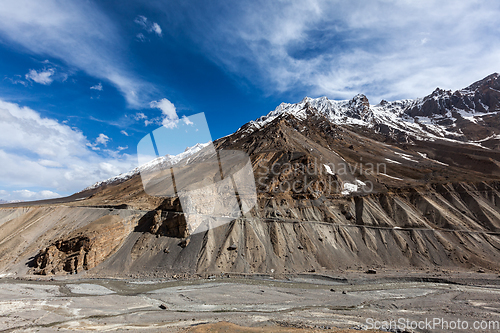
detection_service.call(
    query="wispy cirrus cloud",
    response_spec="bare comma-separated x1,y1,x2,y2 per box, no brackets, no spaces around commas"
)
159,0,500,102
0,0,155,107
5,75,28,87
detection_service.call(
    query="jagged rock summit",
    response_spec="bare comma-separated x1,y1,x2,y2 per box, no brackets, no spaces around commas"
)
241,73,500,145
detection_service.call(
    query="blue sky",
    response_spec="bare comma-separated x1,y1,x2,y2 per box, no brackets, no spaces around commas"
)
0,0,499,201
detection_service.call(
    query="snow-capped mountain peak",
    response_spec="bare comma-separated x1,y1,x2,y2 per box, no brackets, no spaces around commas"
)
85,74,500,193
84,142,211,191
237,73,500,146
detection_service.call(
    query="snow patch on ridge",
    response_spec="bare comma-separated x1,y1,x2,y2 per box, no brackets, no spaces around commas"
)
239,84,498,148
84,142,211,191
323,164,335,175
341,182,358,196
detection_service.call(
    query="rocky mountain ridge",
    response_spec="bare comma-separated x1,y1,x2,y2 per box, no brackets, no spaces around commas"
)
240,73,500,145
84,142,211,191
83,73,500,195
2,74,500,278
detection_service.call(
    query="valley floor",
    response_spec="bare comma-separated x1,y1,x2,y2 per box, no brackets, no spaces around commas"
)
0,270,499,332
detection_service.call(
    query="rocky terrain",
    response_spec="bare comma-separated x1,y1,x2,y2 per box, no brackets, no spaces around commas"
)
2,74,500,332
1,272,500,332
1,74,500,280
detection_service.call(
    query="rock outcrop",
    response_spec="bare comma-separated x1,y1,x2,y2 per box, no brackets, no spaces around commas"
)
3,75,500,278
32,215,133,275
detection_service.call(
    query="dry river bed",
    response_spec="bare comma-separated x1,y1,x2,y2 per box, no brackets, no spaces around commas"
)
0,271,500,332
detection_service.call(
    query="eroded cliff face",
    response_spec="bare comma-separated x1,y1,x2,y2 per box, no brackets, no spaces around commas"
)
139,198,189,238
32,215,133,275
85,180,500,277
2,178,500,277
0,207,143,277
190,181,500,275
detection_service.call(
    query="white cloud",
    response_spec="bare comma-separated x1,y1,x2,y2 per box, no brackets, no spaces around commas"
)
38,159,62,167
0,1,155,107
95,133,110,146
98,162,120,175
133,112,158,126
39,190,61,198
177,0,500,101
134,112,147,120
86,133,110,150
152,23,162,37
120,130,129,136
90,82,103,91
136,33,147,42
182,115,193,126
144,119,157,126
135,15,162,37
12,189,61,200
134,15,148,28
7,75,28,86
25,68,54,85
150,98,178,128
0,99,136,197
